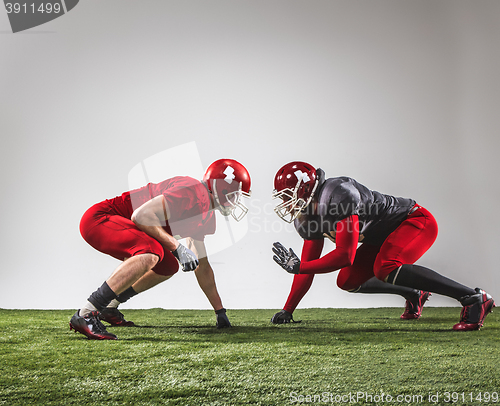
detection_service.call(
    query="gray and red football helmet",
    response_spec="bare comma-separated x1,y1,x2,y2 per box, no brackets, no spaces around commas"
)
272,161,320,223
203,159,251,221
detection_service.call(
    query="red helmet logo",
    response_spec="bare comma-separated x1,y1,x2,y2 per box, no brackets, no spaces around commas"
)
223,166,236,184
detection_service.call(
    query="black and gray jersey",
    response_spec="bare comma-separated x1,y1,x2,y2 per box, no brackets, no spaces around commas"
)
294,176,416,245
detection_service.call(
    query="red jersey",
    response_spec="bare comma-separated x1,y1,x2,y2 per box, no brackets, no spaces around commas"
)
106,176,215,241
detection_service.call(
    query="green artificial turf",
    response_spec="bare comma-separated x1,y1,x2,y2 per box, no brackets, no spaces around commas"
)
0,308,499,405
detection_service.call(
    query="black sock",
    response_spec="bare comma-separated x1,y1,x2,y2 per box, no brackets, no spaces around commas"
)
116,287,138,304
352,277,420,301
386,264,475,301
88,281,117,311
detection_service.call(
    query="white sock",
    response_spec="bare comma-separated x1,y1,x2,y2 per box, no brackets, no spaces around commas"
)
79,301,98,317
107,299,120,309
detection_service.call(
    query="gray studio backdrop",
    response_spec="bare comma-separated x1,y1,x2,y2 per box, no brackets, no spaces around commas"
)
1,0,499,311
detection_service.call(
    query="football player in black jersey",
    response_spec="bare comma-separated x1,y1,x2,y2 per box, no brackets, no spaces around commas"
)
270,161,494,331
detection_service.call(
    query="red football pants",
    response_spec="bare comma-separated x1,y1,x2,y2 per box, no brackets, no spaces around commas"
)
336,206,438,291
80,201,179,276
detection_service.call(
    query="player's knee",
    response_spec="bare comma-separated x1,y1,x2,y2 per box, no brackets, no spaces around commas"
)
140,253,160,270
373,259,398,281
337,270,357,291
336,276,347,290
337,282,353,291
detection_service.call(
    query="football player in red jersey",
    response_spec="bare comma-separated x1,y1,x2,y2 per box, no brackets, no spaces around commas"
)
270,161,495,331
70,159,251,340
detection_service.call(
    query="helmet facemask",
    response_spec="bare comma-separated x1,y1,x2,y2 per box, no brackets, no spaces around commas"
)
272,177,319,223
212,179,252,221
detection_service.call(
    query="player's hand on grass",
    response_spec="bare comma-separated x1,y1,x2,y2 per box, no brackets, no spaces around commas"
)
272,242,300,274
215,308,231,329
271,309,294,324
172,243,199,272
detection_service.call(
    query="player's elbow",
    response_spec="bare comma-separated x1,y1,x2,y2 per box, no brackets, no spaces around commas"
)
130,209,142,225
131,208,155,227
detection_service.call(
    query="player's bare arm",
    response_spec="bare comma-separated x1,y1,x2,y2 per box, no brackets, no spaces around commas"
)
132,195,199,271
131,195,179,251
186,239,222,310
188,238,231,328
195,257,224,311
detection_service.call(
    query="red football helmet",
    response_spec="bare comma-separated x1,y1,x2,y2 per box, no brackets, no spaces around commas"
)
272,161,319,223
203,159,251,221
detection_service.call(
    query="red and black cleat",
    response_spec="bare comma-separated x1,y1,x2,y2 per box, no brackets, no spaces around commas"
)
453,288,495,331
69,310,117,340
400,291,431,320
99,307,135,327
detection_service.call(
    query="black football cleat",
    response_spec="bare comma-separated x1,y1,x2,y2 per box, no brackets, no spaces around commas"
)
400,291,431,320
69,310,117,340
453,288,495,331
99,308,135,327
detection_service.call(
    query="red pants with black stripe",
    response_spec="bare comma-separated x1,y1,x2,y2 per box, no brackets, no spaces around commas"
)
80,201,179,276
336,205,438,291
